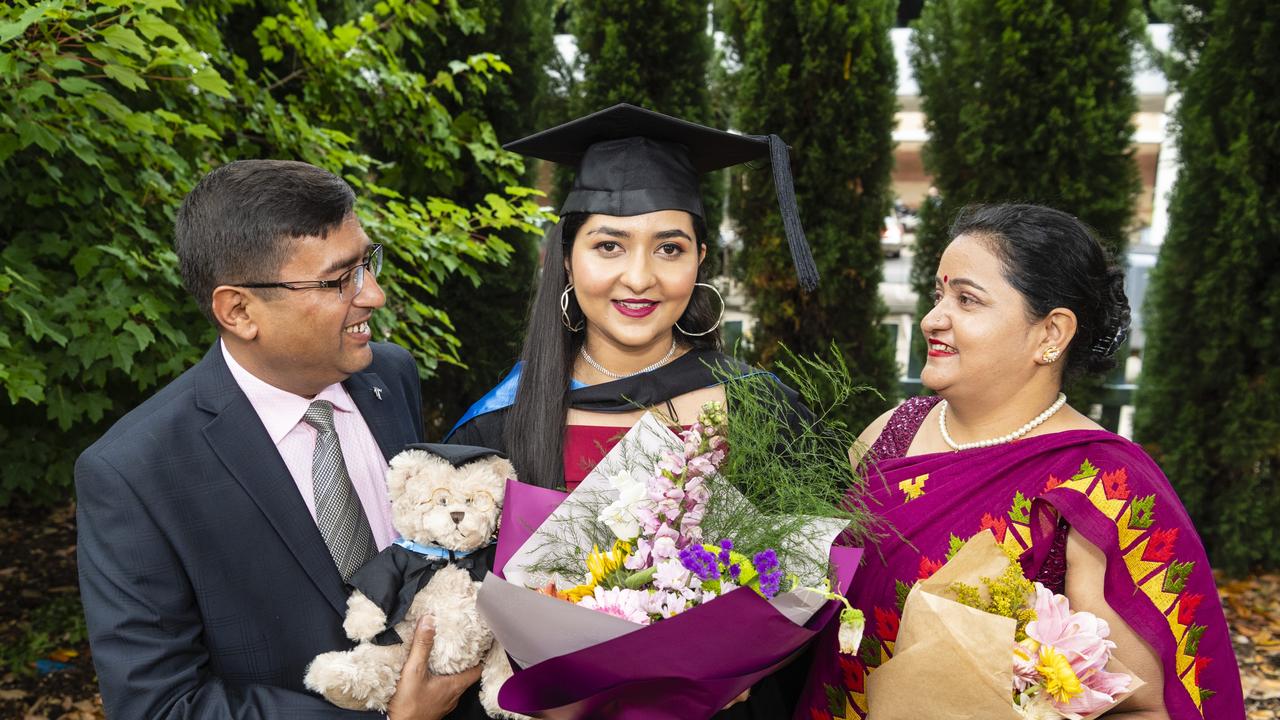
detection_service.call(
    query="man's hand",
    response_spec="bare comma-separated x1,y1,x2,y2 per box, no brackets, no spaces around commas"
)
386,616,483,720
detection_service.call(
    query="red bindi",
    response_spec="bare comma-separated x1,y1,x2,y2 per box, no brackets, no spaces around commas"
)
943,274,949,285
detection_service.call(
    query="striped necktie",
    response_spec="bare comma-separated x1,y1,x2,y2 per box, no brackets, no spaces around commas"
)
302,399,376,581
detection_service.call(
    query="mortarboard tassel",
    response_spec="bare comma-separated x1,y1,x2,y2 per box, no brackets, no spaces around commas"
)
765,134,820,292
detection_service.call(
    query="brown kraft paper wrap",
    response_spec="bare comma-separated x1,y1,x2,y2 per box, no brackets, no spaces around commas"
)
865,532,1142,719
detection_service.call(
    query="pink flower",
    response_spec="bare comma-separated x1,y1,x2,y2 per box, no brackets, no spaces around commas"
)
1024,583,1132,717
657,452,686,478
1012,639,1040,692
687,455,718,478
652,535,678,561
625,538,653,570
577,587,652,625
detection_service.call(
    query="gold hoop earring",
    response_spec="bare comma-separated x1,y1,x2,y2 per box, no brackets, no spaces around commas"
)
1042,346,1061,364
675,282,726,337
560,283,583,332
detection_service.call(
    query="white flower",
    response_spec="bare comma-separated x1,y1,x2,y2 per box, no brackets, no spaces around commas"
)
598,470,651,541
660,593,690,618
838,608,866,655
1013,691,1066,720
653,558,692,591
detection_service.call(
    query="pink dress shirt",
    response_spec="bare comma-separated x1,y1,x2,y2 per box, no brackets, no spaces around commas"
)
221,341,397,549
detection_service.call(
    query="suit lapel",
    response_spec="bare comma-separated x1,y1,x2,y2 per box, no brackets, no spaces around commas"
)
195,345,349,616
345,369,417,461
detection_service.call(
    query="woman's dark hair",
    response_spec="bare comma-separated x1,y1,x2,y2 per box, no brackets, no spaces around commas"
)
948,203,1131,380
505,211,721,488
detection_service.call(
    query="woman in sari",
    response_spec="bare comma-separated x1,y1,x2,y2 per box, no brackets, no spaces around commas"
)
447,104,815,718
801,204,1243,719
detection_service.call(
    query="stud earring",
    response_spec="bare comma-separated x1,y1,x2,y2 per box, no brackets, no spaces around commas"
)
1042,346,1061,364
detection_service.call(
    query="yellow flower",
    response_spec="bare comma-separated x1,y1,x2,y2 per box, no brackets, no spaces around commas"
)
586,541,630,585
561,583,596,602
1036,646,1083,703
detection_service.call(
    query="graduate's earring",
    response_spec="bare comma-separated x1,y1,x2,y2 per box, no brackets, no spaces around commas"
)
560,283,584,332
1041,345,1062,364
675,283,725,337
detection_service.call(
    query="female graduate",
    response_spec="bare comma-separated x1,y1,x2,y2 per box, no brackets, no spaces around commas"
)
446,105,821,718
447,104,817,492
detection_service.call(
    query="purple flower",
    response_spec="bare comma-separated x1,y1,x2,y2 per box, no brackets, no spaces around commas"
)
753,549,783,599
679,545,720,581
753,549,779,573
728,563,741,581
718,539,734,564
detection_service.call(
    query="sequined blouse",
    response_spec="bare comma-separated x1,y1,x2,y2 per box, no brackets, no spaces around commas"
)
868,396,1070,594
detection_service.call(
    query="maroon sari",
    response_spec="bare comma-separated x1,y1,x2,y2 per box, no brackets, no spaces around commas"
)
798,397,1244,720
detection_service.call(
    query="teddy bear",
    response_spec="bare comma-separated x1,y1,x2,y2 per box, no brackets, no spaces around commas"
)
304,443,524,719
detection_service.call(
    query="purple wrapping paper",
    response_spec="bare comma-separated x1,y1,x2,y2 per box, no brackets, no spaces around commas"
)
494,479,566,580
490,479,861,719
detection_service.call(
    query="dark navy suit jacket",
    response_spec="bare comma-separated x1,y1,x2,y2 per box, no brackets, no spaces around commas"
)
76,342,423,718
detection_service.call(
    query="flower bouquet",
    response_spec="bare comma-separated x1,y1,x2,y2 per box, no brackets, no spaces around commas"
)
863,532,1143,720
477,371,871,719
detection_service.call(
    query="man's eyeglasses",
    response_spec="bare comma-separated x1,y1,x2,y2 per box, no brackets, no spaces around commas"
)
238,244,383,300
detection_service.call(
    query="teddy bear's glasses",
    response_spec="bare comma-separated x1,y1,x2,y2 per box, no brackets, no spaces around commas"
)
429,488,496,512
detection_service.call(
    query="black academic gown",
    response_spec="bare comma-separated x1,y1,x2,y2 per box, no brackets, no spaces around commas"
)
448,349,808,461
446,349,811,719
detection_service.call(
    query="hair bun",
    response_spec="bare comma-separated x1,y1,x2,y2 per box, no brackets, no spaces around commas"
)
1089,266,1131,364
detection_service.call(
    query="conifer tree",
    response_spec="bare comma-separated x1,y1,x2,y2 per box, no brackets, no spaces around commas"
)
412,0,557,434
908,0,1145,381
1135,0,1280,573
722,0,900,428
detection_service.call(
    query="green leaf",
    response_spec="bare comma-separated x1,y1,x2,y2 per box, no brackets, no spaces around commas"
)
0,132,20,164
122,320,155,350
99,24,149,59
153,108,183,124
9,298,68,346
71,247,101,278
57,77,96,95
50,55,87,72
134,13,185,44
332,23,360,48
103,63,147,91
16,120,58,153
190,66,231,98
18,80,55,104
85,90,131,120
0,3,49,45
183,122,219,140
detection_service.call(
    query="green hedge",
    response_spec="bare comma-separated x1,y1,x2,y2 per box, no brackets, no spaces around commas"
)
0,0,549,504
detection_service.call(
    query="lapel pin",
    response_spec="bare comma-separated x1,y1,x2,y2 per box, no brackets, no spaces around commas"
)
372,387,383,401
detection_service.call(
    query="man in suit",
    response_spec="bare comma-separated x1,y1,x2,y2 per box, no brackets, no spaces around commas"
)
76,160,480,718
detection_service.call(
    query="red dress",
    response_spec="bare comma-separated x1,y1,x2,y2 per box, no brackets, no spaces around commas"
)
562,425,631,491
562,424,690,491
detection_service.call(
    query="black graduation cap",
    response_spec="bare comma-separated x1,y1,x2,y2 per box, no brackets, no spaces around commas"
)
505,103,819,292
401,443,507,468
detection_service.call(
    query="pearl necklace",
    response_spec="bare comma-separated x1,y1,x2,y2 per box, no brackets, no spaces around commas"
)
579,338,678,380
938,392,1068,451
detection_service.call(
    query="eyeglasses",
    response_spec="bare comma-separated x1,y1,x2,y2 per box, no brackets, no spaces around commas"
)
428,488,496,513
238,244,383,299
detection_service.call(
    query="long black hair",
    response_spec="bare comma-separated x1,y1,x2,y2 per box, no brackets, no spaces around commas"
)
505,211,722,488
949,203,1131,381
